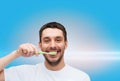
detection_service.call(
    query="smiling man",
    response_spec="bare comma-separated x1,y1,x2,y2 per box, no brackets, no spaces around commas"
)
0,22,90,81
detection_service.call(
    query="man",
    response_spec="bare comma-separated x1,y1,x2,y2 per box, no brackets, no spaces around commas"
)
0,22,90,81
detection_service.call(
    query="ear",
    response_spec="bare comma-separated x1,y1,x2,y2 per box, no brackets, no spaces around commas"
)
65,41,68,49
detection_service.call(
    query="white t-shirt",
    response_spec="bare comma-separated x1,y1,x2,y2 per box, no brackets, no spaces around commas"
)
5,63,90,81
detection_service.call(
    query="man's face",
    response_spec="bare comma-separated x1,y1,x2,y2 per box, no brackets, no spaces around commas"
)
39,28,67,66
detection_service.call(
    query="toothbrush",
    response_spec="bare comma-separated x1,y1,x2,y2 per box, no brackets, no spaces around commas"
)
36,51,57,55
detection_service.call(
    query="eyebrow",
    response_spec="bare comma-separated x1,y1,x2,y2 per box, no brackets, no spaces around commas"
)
43,36,63,39
56,36,62,39
43,37,50,40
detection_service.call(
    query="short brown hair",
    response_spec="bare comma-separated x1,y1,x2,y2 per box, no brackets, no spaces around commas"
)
39,22,67,42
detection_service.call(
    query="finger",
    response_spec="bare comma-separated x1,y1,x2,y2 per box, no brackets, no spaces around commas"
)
29,44,36,53
30,44,39,56
18,43,39,57
27,46,34,54
23,50,27,54
18,45,27,55
25,43,33,53
18,44,30,56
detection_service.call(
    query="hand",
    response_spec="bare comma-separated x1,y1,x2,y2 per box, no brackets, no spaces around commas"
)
17,43,39,57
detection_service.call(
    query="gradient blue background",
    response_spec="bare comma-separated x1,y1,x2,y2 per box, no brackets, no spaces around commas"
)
0,0,120,81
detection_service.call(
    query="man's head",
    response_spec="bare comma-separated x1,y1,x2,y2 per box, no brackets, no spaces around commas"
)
39,22,68,66
39,22,67,42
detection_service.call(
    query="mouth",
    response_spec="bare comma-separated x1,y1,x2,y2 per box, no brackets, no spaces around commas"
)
46,49,61,56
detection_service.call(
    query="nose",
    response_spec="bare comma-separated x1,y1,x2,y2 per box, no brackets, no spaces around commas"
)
50,40,56,50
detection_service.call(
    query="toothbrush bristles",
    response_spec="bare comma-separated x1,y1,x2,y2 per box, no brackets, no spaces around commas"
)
36,51,57,55
48,52,57,55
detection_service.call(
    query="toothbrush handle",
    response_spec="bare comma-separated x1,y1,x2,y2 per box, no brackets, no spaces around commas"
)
38,51,46,54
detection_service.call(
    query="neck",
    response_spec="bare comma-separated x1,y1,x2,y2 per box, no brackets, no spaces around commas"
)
44,58,65,71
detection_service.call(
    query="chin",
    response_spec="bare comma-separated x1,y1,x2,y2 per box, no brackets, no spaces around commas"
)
49,57,59,62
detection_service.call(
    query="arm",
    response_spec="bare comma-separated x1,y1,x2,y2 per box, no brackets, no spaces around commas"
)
0,43,38,80
0,70,4,81
0,50,20,81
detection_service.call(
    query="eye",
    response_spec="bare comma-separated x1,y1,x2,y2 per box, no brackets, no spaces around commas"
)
44,39,50,43
56,38,62,42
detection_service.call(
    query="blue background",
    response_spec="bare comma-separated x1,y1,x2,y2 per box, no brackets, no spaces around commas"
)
0,0,120,81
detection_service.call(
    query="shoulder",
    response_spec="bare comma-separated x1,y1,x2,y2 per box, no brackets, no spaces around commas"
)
4,63,42,73
6,64,35,70
5,63,43,70
4,63,44,81
4,65,34,76
66,64,90,81
66,64,86,74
